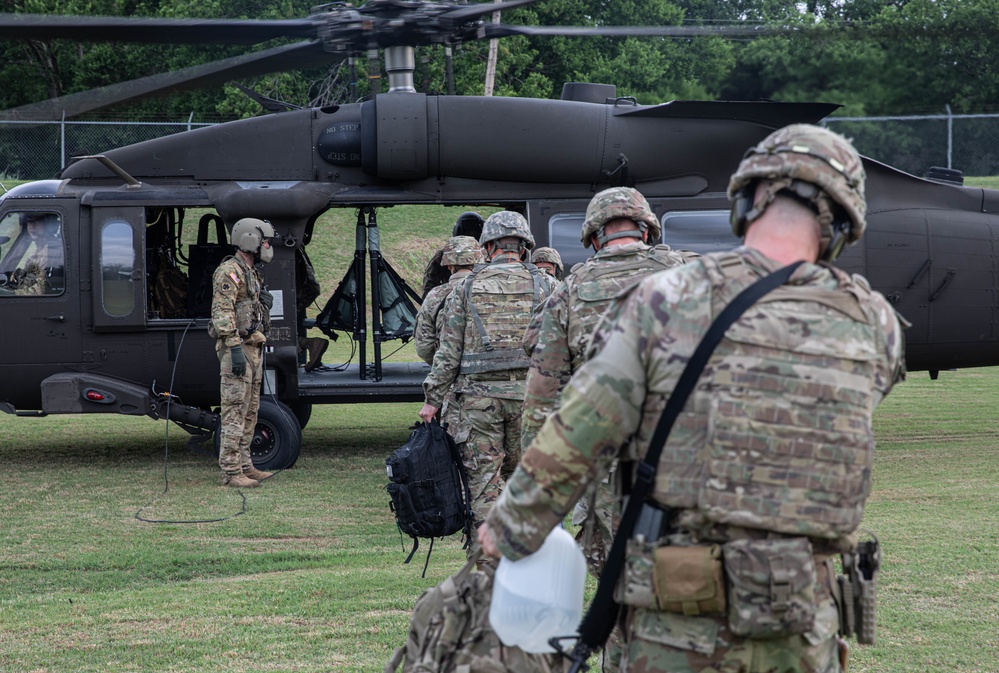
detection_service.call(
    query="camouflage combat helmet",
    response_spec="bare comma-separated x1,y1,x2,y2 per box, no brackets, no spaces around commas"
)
441,235,484,267
231,217,277,264
727,123,866,260
531,247,563,278
581,186,661,248
479,211,535,250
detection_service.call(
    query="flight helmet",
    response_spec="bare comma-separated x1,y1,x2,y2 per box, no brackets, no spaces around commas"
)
728,123,866,261
231,217,277,264
21,212,60,236
581,187,660,248
452,211,485,240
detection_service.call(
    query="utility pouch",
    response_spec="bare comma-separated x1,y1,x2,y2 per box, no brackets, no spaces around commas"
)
614,538,656,608
244,330,266,346
723,537,817,639
653,545,726,616
841,532,880,645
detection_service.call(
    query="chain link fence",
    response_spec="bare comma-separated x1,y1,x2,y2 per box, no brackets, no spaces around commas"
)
0,116,218,180
2,109,998,181
824,108,999,178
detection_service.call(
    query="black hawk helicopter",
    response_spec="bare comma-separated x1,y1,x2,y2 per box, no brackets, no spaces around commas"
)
0,1,996,470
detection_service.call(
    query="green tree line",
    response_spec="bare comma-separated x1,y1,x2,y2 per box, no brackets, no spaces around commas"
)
1,0,998,120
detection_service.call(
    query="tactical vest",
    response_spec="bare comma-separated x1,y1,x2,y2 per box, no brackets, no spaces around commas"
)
232,257,263,332
653,251,882,540
210,256,263,339
459,262,547,380
567,244,684,370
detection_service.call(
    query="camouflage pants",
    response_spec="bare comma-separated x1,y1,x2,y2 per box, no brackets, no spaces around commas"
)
440,389,460,434
573,463,620,577
453,394,523,560
573,468,622,673
620,573,842,673
216,341,263,475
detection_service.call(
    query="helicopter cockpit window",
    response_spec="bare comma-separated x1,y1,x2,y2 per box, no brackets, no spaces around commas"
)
100,220,136,317
661,210,740,255
0,211,65,297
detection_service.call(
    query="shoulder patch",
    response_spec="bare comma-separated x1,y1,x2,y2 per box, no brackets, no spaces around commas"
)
221,282,233,292
228,271,242,286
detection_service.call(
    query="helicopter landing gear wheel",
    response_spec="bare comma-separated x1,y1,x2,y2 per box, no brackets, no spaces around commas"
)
214,397,302,471
288,400,313,430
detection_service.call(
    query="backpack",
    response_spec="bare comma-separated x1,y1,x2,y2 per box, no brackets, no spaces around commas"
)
387,420,473,575
385,555,565,673
152,247,189,318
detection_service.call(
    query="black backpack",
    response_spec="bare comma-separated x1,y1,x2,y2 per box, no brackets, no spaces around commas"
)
386,420,472,576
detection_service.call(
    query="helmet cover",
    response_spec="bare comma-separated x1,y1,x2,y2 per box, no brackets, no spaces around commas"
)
531,246,564,276
479,211,535,250
581,187,660,248
441,235,484,267
727,124,866,245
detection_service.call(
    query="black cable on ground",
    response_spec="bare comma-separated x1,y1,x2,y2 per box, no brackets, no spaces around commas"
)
135,320,249,524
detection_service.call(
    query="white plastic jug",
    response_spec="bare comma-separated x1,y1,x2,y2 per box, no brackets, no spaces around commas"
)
489,525,587,653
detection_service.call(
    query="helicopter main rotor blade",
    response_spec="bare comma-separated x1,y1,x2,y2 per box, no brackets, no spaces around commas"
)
482,23,794,39
0,41,335,120
0,13,317,44
438,0,541,23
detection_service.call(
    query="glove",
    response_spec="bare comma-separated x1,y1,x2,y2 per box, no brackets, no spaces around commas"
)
259,288,274,312
229,345,247,377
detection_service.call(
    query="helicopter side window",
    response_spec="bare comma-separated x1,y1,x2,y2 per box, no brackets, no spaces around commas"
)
547,213,589,269
0,211,65,297
661,210,740,255
100,220,136,317
547,211,669,270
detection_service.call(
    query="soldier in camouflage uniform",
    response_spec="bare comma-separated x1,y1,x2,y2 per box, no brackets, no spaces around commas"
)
211,217,278,489
11,213,64,296
414,235,483,431
419,211,556,561
531,246,564,280
521,187,690,673
414,236,484,366
421,211,486,298
481,125,907,672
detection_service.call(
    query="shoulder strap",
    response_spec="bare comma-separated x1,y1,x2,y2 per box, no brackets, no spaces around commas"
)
561,260,805,669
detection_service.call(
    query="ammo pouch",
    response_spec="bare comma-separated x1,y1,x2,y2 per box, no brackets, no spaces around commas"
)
615,541,726,617
722,537,817,639
653,545,726,616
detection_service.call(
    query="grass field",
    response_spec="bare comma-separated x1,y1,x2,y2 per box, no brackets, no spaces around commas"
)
2,367,999,672
2,178,998,671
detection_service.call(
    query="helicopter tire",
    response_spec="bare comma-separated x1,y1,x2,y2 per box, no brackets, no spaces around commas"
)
213,397,302,471
288,400,313,430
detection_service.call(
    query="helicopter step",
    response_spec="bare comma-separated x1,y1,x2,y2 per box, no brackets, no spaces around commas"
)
36,371,219,434
295,361,428,404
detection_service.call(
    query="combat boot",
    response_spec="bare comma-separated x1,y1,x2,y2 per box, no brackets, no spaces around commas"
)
301,337,329,372
244,467,274,481
223,472,259,488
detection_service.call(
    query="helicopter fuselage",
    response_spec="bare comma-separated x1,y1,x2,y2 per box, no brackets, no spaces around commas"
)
2,91,997,467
